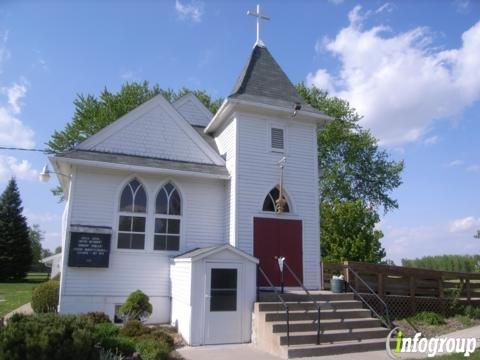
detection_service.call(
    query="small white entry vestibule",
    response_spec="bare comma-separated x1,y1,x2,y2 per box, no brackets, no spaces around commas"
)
170,244,258,345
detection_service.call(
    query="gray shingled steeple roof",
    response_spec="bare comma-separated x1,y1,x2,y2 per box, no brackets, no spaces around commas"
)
228,45,323,115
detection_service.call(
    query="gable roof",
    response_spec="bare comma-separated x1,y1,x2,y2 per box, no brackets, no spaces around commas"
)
74,94,225,166
173,93,213,127
174,244,259,263
229,45,323,114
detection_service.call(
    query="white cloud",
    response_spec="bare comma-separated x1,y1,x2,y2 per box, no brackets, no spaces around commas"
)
175,0,204,23
449,216,480,233
0,155,37,181
424,135,439,145
306,69,335,94
0,107,35,148
454,0,470,14
381,219,480,263
466,164,480,173
448,159,464,167
0,31,10,74
328,0,344,5
2,80,28,114
307,7,480,146
24,209,61,224
0,32,35,149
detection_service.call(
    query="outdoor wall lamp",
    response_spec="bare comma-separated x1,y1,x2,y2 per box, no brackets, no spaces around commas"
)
39,164,71,183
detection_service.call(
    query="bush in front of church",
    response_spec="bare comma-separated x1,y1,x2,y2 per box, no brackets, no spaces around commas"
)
0,313,98,360
136,337,172,360
31,280,60,313
119,290,152,322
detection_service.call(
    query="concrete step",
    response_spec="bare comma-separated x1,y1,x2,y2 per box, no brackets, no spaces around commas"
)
279,327,390,346
265,308,372,321
287,338,393,358
271,318,381,333
258,292,353,302
258,300,363,312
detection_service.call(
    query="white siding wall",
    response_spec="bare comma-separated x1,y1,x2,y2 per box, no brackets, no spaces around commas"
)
60,165,226,323
234,113,320,289
170,260,192,343
214,117,237,247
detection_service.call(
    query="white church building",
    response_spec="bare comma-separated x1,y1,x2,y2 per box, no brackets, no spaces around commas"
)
51,20,331,345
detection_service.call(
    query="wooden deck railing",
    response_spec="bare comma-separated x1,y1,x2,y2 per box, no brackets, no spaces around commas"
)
323,261,480,301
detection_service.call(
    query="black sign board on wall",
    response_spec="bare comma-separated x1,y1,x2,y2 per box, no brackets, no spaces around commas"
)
68,232,111,268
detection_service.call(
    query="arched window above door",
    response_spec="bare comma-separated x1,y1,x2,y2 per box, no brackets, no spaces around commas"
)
262,186,290,213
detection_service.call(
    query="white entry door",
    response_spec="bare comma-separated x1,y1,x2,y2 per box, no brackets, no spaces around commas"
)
204,262,243,345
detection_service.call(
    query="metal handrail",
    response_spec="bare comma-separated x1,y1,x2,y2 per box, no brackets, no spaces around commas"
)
345,265,393,329
257,266,291,346
283,261,321,345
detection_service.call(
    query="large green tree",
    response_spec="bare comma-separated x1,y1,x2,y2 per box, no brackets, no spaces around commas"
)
296,84,403,263
402,255,480,273
0,178,32,280
321,200,386,263
28,224,43,269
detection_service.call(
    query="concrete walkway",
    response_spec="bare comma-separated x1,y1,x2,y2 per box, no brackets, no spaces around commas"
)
177,325,480,360
2,302,33,324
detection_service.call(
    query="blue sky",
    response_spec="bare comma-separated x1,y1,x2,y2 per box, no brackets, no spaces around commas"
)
0,0,479,263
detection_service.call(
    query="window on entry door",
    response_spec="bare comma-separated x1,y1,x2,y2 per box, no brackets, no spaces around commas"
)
210,268,237,312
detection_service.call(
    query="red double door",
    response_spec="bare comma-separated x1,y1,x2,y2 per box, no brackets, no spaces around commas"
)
253,217,303,287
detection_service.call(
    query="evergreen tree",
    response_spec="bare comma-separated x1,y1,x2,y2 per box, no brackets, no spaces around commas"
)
0,178,32,280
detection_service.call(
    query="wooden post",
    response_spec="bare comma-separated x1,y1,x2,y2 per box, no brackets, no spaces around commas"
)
343,261,350,284
378,273,384,296
409,276,416,314
438,276,446,316
466,278,471,302
438,277,444,299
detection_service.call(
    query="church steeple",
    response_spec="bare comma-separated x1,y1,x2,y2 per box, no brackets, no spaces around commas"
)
228,45,320,114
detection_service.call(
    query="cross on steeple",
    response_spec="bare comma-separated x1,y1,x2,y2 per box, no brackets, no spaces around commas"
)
247,4,270,47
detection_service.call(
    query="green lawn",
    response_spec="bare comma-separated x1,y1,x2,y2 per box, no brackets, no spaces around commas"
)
0,273,49,317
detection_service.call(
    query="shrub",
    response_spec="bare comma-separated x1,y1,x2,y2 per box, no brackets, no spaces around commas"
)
99,336,136,356
99,348,126,360
463,305,480,319
31,280,59,313
0,314,98,360
81,311,111,325
119,319,151,338
146,328,175,349
410,311,446,326
119,290,152,322
136,338,171,360
454,314,473,327
95,322,120,340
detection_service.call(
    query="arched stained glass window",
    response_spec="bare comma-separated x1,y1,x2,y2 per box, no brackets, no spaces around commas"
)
155,182,181,251
262,186,290,213
118,179,147,249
